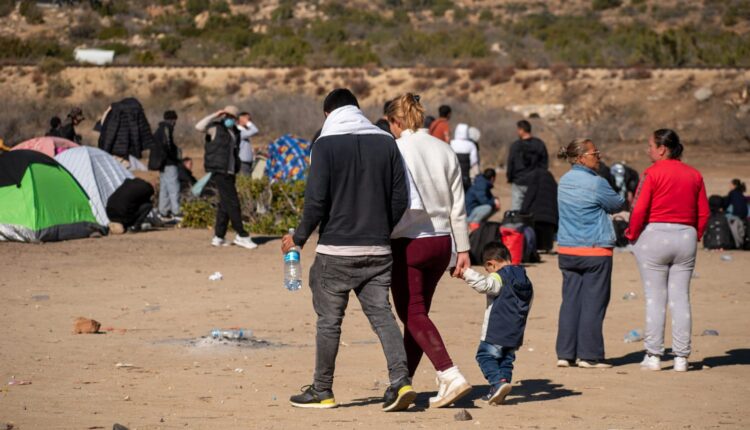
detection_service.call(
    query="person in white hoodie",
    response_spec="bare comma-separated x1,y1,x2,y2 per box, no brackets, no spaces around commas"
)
387,93,473,408
450,123,480,190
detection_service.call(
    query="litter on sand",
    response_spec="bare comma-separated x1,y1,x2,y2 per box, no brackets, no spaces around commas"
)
208,272,223,281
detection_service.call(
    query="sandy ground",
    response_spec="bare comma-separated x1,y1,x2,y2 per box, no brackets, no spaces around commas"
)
1,161,750,429
1,214,750,428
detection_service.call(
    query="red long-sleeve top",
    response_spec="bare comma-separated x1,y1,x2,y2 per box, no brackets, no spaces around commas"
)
625,159,710,242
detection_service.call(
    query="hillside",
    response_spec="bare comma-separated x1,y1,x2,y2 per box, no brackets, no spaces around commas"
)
0,0,749,68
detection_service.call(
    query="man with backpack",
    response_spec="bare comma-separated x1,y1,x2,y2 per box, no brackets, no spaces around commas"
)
149,110,182,220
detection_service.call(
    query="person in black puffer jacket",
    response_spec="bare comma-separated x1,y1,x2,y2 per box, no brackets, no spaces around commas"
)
98,98,154,159
195,105,256,250
517,167,558,252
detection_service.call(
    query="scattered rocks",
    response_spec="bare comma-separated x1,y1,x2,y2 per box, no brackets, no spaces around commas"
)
113,424,129,430
693,87,713,102
73,317,101,334
454,409,473,421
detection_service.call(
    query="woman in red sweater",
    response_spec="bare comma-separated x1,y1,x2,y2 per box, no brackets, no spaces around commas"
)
625,129,709,372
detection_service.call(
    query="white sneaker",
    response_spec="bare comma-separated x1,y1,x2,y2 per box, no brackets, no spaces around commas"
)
674,356,688,372
428,366,472,408
640,354,661,371
556,359,572,368
211,236,229,247
233,235,258,250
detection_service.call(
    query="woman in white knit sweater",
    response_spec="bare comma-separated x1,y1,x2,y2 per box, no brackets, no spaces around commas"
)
387,93,473,408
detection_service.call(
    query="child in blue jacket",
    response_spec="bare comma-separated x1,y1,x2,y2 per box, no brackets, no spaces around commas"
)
460,241,534,405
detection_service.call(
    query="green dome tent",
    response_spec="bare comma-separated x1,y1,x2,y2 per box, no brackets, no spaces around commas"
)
0,150,106,242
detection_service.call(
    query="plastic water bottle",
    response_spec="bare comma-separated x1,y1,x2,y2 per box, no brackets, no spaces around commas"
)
284,228,302,291
623,329,643,343
211,328,251,340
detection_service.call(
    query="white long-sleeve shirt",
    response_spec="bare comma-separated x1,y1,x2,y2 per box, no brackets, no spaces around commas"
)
463,267,503,341
238,121,259,163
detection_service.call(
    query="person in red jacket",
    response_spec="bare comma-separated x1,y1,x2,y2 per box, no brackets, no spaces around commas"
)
625,129,709,373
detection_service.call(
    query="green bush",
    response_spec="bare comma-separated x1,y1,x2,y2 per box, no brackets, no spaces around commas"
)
248,33,311,66
271,2,294,21
101,42,131,56
0,36,69,60
46,78,74,98
182,178,306,235
19,0,43,24
592,0,622,11
134,50,156,65
159,35,182,56
0,0,14,18
98,23,128,40
186,0,210,16
334,43,380,66
310,19,347,45
210,0,231,14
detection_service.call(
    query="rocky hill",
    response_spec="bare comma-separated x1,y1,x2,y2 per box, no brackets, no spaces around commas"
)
0,0,749,68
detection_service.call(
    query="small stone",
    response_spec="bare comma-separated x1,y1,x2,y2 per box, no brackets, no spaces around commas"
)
73,317,101,334
693,87,713,102
454,409,473,421
113,424,129,430
123,395,130,401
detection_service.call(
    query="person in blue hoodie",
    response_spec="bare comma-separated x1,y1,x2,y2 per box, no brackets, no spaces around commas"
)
460,241,533,405
465,168,501,227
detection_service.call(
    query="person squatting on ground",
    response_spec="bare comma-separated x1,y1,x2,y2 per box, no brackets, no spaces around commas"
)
465,168,501,229
460,241,533,405
625,129,709,372
151,110,182,220
237,111,259,176
280,88,416,412
555,139,625,369
506,120,548,211
386,93,473,408
195,105,257,250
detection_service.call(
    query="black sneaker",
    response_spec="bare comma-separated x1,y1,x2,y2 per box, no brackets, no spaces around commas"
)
382,378,417,412
289,385,337,409
486,381,512,405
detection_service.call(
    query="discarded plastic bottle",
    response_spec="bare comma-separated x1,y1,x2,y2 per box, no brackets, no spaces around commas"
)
211,329,252,340
623,329,643,343
284,228,302,292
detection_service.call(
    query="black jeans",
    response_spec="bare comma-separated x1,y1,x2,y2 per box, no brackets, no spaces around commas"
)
310,253,409,392
555,254,613,361
213,173,247,238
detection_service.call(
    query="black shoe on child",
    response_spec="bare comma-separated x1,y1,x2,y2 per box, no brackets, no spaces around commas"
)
485,380,512,405
289,384,337,409
382,377,417,412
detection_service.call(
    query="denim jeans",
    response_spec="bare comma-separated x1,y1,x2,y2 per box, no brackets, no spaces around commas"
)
467,204,495,223
310,253,409,391
475,341,516,385
511,183,528,211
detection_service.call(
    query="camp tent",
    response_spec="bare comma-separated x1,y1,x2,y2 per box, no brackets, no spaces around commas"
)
55,146,134,226
265,134,310,182
11,136,79,158
0,150,106,242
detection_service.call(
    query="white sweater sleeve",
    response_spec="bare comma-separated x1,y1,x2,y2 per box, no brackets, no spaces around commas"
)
195,113,219,132
463,268,503,295
449,152,471,252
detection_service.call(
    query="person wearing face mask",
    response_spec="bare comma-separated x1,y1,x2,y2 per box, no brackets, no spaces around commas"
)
195,106,257,249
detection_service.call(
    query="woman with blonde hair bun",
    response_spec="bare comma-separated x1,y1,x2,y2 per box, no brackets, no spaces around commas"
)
387,93,473,408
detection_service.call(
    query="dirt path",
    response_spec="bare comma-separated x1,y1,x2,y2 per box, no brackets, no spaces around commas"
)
1,225,748,429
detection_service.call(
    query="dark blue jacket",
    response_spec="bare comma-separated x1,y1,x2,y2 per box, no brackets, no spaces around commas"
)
485,265,533,347
725,189,748,219
465,174,494,215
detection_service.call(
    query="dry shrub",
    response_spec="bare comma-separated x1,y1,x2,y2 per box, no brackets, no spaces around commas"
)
295,77,305,86
286,67,306,80
265,70,277,80
388,78,405,86
150,77,201,100
488,66,515,85
469,62,495,80
147,73,157,82
316,86,326,96
412,67,431,79
225,81,241,95
332,70,350,79
515,74,543,90
472,82,485,93
550,63,573,81
366,66,381,77
31,70,45,87
459,81,470,90
623,67,652,80
414,79,431,92
350,78,372,98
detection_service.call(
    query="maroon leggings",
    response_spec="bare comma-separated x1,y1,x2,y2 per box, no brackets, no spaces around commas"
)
391,236,454,376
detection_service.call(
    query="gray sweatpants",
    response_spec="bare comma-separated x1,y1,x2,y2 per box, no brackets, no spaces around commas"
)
511,183,528,211
158,165,180,216
633,223,697,358
310,253,409,391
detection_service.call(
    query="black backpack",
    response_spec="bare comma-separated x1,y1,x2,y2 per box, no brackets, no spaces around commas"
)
744,219,750,250
703,213,735,250
612,216,629,247
469,222,501,265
